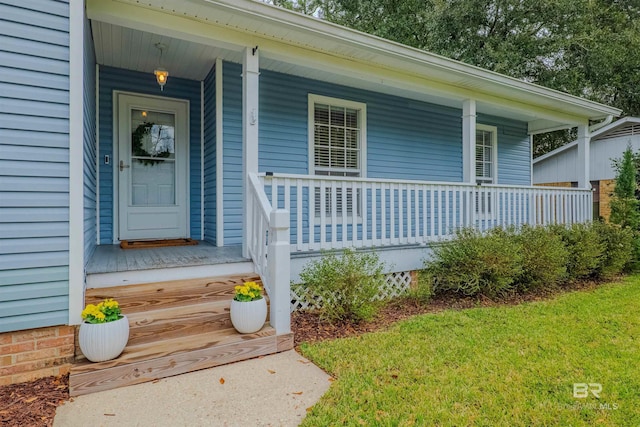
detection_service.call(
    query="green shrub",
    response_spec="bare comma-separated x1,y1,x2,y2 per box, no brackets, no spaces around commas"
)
515,225,569,290
593,221,634,278
610,147,640,229
406,271,433,303
550,223,604,280
425,227,523,297
630,232,640,272
298,249,386,323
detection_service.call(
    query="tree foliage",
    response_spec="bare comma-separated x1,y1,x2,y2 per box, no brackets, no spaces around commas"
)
264,0,640,156
610,147,640,230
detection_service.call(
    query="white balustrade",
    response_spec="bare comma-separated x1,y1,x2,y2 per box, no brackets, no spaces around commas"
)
247,173,291,334
259,173,592,253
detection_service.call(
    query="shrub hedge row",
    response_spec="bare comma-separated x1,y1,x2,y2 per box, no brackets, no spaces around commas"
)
424,222,634,297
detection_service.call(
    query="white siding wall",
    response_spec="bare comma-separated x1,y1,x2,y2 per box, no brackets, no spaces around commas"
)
590,135,640,181
533,145,578,184
534,134,640,185
0,0,71,332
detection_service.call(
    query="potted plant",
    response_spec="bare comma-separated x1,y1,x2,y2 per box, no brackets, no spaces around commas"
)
78,298,129,362
230,281,267,334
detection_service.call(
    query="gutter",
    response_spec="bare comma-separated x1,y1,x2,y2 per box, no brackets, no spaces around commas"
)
588,115,614,133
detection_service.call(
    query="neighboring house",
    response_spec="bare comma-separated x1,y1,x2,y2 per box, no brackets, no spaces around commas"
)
533,117,640,220
0,0,621,391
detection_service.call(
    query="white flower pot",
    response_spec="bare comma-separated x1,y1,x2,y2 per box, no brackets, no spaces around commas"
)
78,315,130,362
230,298,267,334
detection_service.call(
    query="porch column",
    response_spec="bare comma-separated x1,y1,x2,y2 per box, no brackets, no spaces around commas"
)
268,209,291,334
576,124,591,189
243,46,259,258
462,99,476,183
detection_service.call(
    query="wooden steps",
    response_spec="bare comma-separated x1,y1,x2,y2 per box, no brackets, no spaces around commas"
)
70,274,292,396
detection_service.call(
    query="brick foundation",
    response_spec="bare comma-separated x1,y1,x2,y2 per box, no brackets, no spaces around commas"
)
0,325,76,386
598,179,615,222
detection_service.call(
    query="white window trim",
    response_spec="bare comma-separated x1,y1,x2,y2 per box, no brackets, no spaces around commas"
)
475,124,498,219
308,94,367,224
476,123,498,184
308,94,367,178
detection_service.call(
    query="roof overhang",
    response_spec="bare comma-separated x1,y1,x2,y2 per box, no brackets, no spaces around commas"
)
533,117,640,164
87,0,622,129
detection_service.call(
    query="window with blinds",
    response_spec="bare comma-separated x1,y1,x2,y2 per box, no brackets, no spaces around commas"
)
309,95,366,219
313,103,361,177
476,127,495,184
475,124,498,216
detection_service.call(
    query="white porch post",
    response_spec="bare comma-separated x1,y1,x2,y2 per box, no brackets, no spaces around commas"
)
242,47,259,258
462,99,477,183
576,124,591,189
68,0,85,325
268,209,291,334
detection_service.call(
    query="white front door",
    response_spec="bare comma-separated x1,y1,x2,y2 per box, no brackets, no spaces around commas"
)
117,94,189,240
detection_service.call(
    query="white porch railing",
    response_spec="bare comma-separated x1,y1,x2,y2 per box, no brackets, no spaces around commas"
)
259,173,593,253
247,173,291,334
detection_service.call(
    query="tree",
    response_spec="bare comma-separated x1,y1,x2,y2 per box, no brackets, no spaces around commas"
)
610,147,640,229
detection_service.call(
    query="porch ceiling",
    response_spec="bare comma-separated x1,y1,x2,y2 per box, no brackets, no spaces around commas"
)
92,21,241,80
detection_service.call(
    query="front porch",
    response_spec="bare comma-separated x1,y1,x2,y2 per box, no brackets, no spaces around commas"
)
72,0,599,396
74,244,291,396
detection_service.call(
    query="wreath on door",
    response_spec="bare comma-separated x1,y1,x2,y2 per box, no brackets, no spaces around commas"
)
132,121,172,165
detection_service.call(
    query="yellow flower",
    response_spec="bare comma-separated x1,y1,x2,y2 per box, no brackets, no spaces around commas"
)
81,298,122,323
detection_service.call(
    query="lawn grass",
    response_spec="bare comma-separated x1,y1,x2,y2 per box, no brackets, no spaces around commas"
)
300,277,640,426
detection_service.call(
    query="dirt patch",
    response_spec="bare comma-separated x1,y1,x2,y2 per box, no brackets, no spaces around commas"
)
0,374,69,427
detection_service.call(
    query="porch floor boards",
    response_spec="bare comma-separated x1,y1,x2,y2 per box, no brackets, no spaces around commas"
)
70,274,292,396
86,242,247,274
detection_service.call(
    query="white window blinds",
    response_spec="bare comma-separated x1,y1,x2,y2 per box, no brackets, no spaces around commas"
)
313,103,361,177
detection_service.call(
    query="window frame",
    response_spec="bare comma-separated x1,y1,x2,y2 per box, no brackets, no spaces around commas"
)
475,124,498,185
475,124,498,218
308,94,367,223
308,94,367,178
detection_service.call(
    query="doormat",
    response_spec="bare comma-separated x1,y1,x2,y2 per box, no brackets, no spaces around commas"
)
119,238,198,249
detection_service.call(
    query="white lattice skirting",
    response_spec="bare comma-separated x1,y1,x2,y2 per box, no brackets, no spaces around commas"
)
290,270,413,312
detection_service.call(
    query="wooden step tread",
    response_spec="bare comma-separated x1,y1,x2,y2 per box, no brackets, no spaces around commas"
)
125,300,270,347
85,274,260,300
85,276,262,314
126,306,233,347
72,324,276,374
69,333,278,396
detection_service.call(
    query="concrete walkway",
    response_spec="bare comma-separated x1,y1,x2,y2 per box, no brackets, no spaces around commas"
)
54,350,332,427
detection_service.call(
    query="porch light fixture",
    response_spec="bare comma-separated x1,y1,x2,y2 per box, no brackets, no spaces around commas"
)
154,43,169,91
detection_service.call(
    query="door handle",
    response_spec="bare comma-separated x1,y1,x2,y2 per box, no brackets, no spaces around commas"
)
119,160,130,171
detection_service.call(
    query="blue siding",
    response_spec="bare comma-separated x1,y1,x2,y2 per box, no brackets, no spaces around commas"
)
83,15,97,263
222,62,243,245
203,65,216,244
97,66,202,243
0,0,70,332
478,113,531,186
259,69,463,181
222,66,530,244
